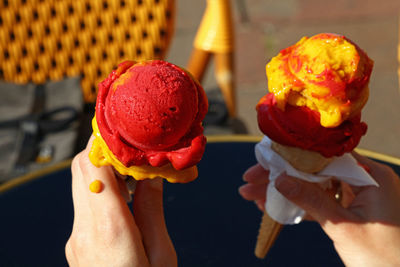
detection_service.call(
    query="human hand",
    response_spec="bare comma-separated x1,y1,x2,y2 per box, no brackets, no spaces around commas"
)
239,153,400,266
239,164,269,212
65,138,177,267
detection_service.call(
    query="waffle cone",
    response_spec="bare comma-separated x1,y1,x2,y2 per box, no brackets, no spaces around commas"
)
271,141,333,173
254,211,283,259
254,141,333,258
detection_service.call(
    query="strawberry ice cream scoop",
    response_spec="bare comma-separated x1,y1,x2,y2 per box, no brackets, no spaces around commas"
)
95,60,208,171
257,93,367,157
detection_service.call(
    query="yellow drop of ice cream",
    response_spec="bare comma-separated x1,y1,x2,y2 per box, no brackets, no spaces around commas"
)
89,180,103,193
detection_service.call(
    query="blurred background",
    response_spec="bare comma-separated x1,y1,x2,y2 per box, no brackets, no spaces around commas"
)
167,0,400,159
1,0,400,182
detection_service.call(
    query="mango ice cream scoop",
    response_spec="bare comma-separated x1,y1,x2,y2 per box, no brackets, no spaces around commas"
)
90,60,208,183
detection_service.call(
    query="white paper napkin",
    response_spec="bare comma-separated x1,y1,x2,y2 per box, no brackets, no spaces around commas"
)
255,136,379,225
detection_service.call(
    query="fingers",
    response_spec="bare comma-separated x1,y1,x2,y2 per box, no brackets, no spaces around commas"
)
68,139,151,266
70,142,142,242
351,151,396,187
240,164,269,211
238,183,267,202
133,178,177,266
72,144,128,223
70,152,92,222
68,135,178,266
243,164,270,184
351,152,400,223
254,199,266,212
239,183,267,212
340,181,356,208
351,151,377,168
275,174,360,229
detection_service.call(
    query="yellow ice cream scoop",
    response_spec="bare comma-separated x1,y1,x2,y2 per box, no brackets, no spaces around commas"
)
266,33,373,128
90,117,198,183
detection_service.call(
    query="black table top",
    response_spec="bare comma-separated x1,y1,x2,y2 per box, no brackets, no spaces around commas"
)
3,136,398,266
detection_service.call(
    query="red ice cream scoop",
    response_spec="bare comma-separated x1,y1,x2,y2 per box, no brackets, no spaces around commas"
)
257,93,367,157
95,60,208,170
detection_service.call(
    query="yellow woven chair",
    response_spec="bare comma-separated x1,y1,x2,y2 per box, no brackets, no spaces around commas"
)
0,0,175,103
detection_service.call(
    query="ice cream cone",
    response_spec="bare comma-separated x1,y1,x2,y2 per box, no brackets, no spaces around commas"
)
271,141,333,174
254,211,283,259
255,141,333,258
254,33,373,259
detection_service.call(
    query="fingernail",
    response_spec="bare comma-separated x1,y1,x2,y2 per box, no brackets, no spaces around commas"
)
238,184,248,196
255,200,265,212
242,169,251,181
276,176,301,198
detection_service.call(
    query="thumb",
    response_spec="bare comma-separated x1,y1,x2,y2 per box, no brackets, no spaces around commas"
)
133,178,177,266
275,174,356,226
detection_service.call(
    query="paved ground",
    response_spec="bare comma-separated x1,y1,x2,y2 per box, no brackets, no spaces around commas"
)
167,0,400,159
